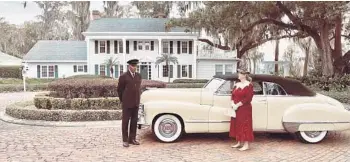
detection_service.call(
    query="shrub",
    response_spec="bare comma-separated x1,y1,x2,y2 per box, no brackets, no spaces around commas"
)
6,101,122,121
173,79,209,83
48,78,166,98
67,74,113,79
33,96,121,110
0,66,22,78
166,83,206,88
289,75,350,92
317,91,350,105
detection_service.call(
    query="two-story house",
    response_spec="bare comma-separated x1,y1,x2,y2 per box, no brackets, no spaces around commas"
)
23,13,239,81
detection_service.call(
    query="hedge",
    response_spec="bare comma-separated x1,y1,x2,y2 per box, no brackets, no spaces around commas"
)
0,84,48,92
34,95,121,110
5,101,122,121
0,66,22,79
173,79,209,83
289,75,350,91
66,74,113,79
48,78,166,98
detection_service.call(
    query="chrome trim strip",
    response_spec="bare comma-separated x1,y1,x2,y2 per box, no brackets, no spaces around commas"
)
284,121,350,124
283,121,350,133
186,120,230,123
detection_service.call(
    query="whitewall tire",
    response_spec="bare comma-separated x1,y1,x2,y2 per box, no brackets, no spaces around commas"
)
296,131,328,144
152,114,183,143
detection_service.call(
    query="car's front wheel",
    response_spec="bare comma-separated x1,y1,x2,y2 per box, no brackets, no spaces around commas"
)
152,114,183,143
296,131,328,144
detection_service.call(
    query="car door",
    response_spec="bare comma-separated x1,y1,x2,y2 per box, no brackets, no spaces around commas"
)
209,81,268,133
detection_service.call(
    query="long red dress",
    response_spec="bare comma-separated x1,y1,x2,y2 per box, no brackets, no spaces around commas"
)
229,83,254,142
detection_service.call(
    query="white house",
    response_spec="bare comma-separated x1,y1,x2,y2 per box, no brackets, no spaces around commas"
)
23,16,239,81
0,51,22,66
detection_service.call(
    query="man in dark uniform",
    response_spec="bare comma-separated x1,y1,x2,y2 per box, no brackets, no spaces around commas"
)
117,59,142,147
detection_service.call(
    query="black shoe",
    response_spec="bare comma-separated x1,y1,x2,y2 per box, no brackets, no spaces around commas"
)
123,142,129,147
129,140,140,145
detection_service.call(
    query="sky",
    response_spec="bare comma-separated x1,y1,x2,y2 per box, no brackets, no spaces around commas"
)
0,1,301,61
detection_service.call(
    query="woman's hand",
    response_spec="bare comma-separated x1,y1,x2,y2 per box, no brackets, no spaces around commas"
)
236,102,243,107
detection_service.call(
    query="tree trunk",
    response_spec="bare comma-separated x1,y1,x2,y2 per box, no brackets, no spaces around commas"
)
303,49,309,77
333,14,343,75
253,60,257,74
167,65,170,83
274,39,280,75
319,23,334,76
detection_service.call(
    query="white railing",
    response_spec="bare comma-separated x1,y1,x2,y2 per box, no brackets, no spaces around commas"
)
197,48,237,59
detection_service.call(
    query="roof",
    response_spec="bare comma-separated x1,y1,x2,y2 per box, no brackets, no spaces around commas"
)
24,41,87,61
214,74,316,96
86,18,189,33
0,51,22,66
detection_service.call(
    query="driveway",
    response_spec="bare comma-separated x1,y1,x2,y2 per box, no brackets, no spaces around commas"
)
0,92,350,162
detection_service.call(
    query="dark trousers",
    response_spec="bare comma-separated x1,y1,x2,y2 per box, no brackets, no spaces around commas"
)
122,107,139,142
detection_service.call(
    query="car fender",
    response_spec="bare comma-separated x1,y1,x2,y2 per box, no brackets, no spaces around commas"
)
143,100,210,131
282,103,350,132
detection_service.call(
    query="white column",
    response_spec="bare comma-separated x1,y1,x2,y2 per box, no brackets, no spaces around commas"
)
123,38,127,72
158,38,162,55
193,39,197,79
85,38,90,74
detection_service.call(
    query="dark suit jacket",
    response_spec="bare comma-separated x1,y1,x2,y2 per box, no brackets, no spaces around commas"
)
117,71,142,109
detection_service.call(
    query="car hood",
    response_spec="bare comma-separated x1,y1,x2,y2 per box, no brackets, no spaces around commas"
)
141,88,203,104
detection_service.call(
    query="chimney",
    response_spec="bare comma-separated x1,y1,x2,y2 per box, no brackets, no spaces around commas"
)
91,10,101,20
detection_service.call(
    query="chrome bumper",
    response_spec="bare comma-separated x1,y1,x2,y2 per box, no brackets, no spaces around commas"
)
137,104,149,129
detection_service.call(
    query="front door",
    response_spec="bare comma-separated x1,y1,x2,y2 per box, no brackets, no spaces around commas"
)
140,65,148,79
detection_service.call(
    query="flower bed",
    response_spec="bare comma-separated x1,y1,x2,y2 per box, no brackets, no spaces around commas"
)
5,101,122,121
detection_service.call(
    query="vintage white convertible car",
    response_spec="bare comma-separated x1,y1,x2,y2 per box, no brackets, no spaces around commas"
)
137,74,350,144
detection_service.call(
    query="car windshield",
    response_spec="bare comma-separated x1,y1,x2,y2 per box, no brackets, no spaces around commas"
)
204,78,225,91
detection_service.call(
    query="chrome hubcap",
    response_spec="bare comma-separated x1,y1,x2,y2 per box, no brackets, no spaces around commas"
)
304,131,322,138
158,118,177,138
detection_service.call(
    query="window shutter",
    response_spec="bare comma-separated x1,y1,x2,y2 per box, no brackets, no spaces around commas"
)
170,65,173,78
73,65,77,72
107,41,110,54
54,65,58,78
106,65,110,76
177,65,181,78
170,41,173,54
37,65,41,78
115,65,119,78
84,65,87,72
133,41,137,51
189,41,193,54
177,41,181,54
95,40,98,54
126,41,130,54
119,41,123,53
189,65,192,78
151,41,154,51
95,64,99,75
114,41,118,54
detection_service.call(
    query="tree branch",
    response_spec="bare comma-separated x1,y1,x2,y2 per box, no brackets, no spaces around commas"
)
242,18,298,33
198,38,231,50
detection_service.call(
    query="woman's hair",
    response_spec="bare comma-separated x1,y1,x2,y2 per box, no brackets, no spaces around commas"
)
246,75,252,82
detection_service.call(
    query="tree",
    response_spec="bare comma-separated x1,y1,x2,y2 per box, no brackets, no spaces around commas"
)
104,57,119,78
274,39,280,74
295,37,313,76
131,1,173,18
66,1,90,40
245,49,264,74
102,1,124,18
155,53,179,83
283,45,302,77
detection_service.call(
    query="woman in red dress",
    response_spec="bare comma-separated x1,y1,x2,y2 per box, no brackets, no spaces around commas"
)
229,69,254,151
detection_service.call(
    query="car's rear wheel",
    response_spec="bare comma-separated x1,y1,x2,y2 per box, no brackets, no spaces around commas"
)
152,114,183,143
296,131,328,144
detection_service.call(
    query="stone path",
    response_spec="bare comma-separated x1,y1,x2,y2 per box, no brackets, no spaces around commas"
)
1,92,350,162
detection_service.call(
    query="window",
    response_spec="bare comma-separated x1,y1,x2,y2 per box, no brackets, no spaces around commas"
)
225,65,233,75
264,82,287,95
216,80,233,95
252,82,264,95
41,66,47,78
181,41,188,53
78,65,84,72
145,41,150,50
182,65,188,77
114,41,118,54
215,65,223,75
118,41,123,53
120,65,124,75
100,65,106,76
48,66,54,77
162,41,169,54
99,41,106,53
162,65,168,77
138,41,143,50
204,78,225,91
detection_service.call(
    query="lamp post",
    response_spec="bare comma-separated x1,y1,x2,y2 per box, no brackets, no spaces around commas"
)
21,62,28,92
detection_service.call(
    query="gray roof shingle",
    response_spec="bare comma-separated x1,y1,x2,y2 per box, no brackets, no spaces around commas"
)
24,41,86,61
86,18,188,32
